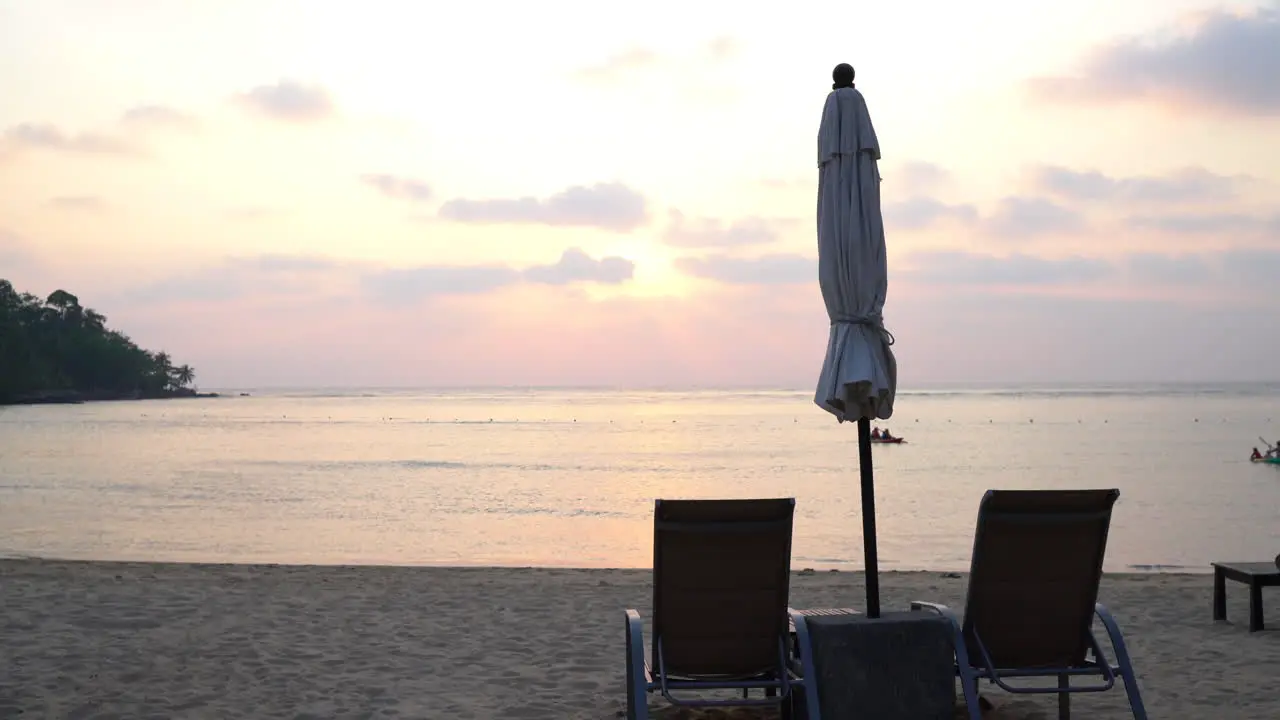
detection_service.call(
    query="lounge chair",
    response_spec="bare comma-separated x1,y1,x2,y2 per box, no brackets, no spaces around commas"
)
911,489,1148,720
623,498,821,720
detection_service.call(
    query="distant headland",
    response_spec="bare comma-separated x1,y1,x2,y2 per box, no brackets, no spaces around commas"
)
1,279,212,406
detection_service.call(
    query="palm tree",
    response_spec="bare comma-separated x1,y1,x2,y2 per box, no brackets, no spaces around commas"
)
151,351,174,391
173,364,195,389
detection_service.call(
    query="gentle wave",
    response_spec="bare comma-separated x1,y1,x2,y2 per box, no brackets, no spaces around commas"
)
899,385,1280,400
1126,563,1202,572
0,553,1211,573
238,458,769,475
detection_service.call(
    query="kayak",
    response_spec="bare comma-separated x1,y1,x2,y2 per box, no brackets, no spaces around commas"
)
1251,456,1280,464
871,437,906,444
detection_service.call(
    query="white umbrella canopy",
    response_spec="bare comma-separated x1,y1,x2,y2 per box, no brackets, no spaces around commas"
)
812,64,897,618
813,71,897,423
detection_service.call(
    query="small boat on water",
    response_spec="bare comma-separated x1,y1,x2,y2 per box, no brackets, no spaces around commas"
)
870,437,906,445
1251,456,1280,465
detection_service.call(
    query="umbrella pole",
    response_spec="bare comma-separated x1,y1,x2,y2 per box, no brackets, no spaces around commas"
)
857,416,881,618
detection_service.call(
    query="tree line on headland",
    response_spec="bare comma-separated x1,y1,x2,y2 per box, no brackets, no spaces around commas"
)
0,278,205,405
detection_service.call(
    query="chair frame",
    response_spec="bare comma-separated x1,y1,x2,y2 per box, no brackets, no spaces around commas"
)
622,498,821,720
910,489,1149,720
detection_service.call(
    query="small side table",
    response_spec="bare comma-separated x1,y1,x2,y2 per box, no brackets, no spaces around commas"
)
1212,561,1280,632
789,606,861,631
787,607,860,670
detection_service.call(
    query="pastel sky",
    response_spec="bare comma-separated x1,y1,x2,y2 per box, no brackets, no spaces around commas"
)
2,0,1278,388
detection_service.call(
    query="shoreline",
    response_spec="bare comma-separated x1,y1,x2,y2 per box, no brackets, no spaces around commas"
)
0,389,224,406
0,554,1220,575
2,558,1275,718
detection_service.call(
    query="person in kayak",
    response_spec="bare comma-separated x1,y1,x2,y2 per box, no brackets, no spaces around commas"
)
871,427,882,439
882,428,893,441
1254,447,1264,460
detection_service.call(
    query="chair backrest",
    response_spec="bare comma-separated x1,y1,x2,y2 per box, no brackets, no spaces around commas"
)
651,498,795,678
961,489,1119,670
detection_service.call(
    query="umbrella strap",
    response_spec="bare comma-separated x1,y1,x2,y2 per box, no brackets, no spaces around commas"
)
834,318,896,346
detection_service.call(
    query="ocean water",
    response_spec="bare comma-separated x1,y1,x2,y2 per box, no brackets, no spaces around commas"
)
1,385,1278,572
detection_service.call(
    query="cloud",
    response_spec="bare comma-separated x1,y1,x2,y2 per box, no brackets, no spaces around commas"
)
2,123,140,157
119,253,346,303
120,105,198,130
678,248,1206,292
674,247,1115,291
1029,165,1247,203
882,165,1269,241
662,210,796,247
117,248,629,305
1118,248,1280,300
1124,212,1280,236
895,290,1280,385
1221,247,1280,285
0,105,193,163
757,176,813,192
985,196,1086,238
522,248,634,285
49,196,106,211
675,253,816,285
897,248,1280,298
438,182,649,232
901,251,1113,287
704,35,742,61
574,36,740,84
235,80,335,122
0,229,36,272
877,165,1257,238
361,174,433,203
575,48,662,83
672,246,1277,295
225,206,285,221
236,254,340,273
891,161,953,192
1125,252,1211,284
1026,5,1280,115
73,245,1280,389
364,265,520,302
792,161,955,204
883,197,978,230
363,247,632,301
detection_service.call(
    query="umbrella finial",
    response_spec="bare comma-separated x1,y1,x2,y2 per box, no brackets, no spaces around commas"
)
832,63,855,89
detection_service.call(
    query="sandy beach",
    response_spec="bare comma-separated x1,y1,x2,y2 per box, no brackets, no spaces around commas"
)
1,560,1276,719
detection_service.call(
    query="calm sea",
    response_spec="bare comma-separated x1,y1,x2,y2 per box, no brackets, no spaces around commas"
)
1,385,1277,572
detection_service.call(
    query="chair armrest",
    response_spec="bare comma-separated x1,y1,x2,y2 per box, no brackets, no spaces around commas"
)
910,601,975,675
910,601,960,626
625,609,651,683
786,609,823,718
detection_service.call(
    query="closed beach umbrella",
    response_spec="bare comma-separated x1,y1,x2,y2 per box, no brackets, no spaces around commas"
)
813,63,897,618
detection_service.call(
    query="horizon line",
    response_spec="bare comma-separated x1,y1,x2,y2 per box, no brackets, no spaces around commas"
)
201,379,1280,393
